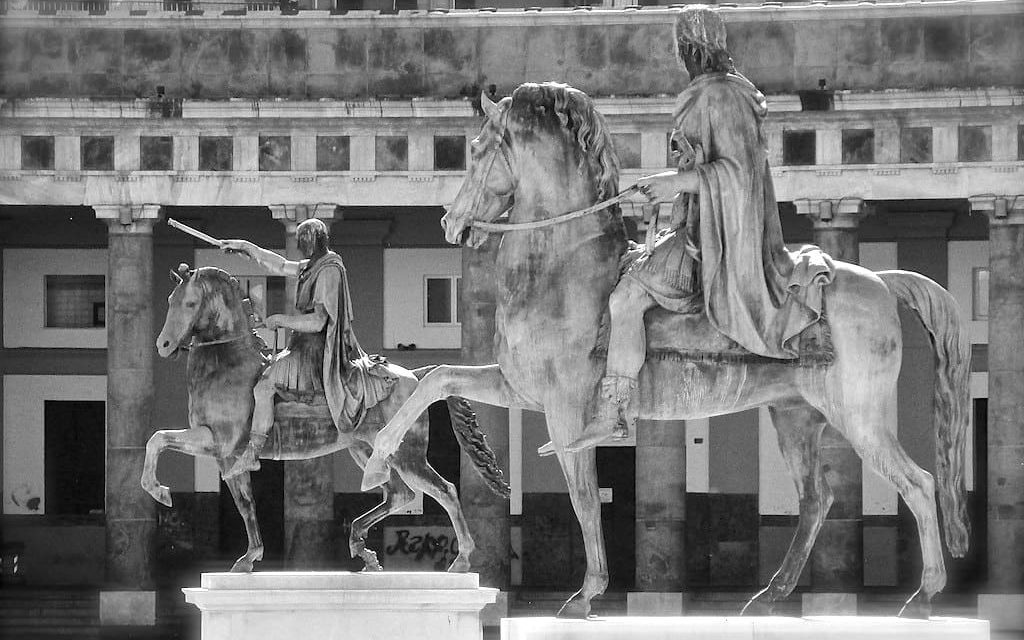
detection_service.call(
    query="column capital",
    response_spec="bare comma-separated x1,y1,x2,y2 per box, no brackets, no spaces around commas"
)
970,196,1024,226
93,204,162,233
795,198,870,230
269,203,339,228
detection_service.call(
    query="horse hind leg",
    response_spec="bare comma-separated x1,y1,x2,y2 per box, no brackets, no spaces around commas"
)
348,442,416,571
141,426,218,508
224,472,265,573
742,403,831,615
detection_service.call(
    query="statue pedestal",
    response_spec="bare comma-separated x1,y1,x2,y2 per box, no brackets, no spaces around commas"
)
500,616,989,640
183,572,497,640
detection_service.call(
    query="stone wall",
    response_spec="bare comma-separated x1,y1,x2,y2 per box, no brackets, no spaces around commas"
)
1,4,1022,101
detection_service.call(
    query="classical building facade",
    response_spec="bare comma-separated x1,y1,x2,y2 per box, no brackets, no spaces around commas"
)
1,0,1022,628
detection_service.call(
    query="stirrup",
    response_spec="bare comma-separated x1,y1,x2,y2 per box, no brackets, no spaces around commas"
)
223,435,266,479
566,375,638,452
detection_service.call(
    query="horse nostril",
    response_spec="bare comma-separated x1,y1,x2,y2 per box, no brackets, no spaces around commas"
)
161,340,170,348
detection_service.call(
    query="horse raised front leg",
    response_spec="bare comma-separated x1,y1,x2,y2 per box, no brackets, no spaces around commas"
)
742,404,830,615
141,426,218,508
347,443,416,571
362,364,526,491
224,472,265,573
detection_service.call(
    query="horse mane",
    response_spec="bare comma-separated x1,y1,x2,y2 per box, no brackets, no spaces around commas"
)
192,267,269,352
510,82,621,203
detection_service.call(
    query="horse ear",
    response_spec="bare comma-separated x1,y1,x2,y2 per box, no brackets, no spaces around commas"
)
480,91,500,122
177,263,193,281
169,269,183,285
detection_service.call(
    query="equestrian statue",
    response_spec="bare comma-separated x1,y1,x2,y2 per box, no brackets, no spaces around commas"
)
362,6,970,619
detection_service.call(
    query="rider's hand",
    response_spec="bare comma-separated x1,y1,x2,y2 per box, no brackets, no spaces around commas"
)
221,239,255,259
263,314,285,331
636,170,694,203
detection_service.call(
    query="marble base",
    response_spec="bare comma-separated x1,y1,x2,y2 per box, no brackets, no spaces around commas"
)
978,594,1024,630
482,591,510,627
99,590,156,625
500,616,989,640
627,592,687,615
802,592,858,615
184,572,497,640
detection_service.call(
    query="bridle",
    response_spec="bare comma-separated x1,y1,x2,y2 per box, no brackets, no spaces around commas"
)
172,276,256,352
463,108,639,236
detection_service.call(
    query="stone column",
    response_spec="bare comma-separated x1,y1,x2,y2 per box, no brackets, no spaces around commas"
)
974,196,1024,631
797,198,867,614
94,203,162,626
460,235,510,622
269,203,339,569
629,419,687,615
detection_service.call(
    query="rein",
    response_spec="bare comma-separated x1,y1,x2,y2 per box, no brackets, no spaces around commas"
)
188,334,249,349
471,184,639,234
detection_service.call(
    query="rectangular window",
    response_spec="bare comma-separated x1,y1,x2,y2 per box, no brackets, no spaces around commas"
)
140,136,174,171
899,127,932,164
259,136,291,171
782,130,816,166
433,135,467,171
45,401,105,517
841,129,874,165
81,136,114,171
1018,125,1024,161
45,275,105,328
973,267,989,320
375,136,409,172
316,136,350,171
613,133,642,169
22,136,55,170
199,136,233,171
958,125,992,162
425,276,461,325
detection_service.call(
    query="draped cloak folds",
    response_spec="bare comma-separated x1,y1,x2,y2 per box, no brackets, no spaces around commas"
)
668,71,832,359
292,251,397,431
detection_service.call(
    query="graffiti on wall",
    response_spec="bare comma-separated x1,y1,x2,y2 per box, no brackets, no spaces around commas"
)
382,526,458,571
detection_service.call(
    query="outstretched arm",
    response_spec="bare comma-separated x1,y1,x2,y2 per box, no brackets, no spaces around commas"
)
221,240,303,277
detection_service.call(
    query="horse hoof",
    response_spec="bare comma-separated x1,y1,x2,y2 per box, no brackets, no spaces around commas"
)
230,559,254,573
154,485,172,508
361,458,390,491
740,599,774,616
556,598,590,619
898,600,930,619
447,556,472,573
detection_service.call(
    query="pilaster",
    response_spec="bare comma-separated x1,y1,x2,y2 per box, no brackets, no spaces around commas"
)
350,135,376,172
269,203,341,568
973,196,1024,628
795,198,869,263
54,135,79,171
93,203,162,625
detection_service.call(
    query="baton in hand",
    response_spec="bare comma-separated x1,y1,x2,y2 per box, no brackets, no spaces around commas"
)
167,219,245,255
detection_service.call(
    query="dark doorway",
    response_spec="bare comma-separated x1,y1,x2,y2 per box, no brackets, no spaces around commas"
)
424,400,460,515
596,447,636,590
219,460,285,567
44,401,105,516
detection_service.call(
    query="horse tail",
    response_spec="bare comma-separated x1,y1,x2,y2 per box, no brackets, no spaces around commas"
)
412,366,511,499
877,270,971,557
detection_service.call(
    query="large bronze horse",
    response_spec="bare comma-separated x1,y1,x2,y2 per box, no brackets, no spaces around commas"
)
143,263,508,573
363,83,971,617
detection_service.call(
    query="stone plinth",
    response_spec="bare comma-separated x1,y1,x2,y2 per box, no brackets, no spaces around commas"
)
499,617,989,640
183,572,497,640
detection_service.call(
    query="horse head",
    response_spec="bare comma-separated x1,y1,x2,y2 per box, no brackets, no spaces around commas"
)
156,264,246,358
443,82,622,248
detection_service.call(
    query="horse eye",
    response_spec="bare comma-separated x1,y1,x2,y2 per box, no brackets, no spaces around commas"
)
185,301,198,309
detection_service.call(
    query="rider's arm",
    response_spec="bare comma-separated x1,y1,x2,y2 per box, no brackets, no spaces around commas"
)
636,169,700,202
271,306,328,333
221,240,302,277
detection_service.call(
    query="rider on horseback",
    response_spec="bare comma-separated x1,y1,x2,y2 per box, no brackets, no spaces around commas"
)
570,6,833,450
221,219,396,478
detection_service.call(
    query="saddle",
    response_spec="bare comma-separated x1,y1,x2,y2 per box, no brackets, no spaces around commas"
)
643,306,833,367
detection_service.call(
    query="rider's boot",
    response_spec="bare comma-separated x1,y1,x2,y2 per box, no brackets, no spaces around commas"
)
566,375,638,452
224,433,267,479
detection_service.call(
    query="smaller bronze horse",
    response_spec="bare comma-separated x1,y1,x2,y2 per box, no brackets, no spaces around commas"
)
143,263,508,573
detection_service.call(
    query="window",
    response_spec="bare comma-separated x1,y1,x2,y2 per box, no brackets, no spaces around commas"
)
81,136,114,171
425,276,461,325
1018,125,1024,162
841,129,874,164
140,136,173,170
958,126,992,162
259,136,291,171
22,136,55,170
317,136,350,171
973,267,989,320
45,275,105,328
199,136,233,171
782,130,816,166
900,127,932,164
433,135,466,171
45,401,105,516
375,136,408,171
613,133,641,169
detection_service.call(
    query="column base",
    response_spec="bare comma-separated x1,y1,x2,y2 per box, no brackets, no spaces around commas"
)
978,594,1024,630
99,590,156,625
626,592,687,615
801,592,857,616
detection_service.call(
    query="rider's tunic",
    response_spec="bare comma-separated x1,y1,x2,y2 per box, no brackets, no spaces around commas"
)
625,71,833,359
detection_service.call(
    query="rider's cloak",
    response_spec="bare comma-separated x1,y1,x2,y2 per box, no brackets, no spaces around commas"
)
673,71,833,358
296,252,397,430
